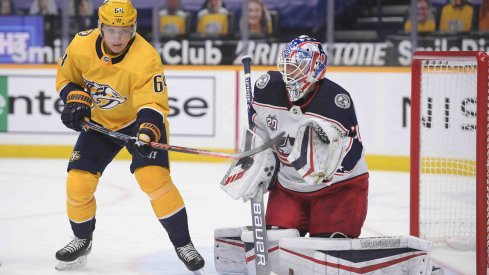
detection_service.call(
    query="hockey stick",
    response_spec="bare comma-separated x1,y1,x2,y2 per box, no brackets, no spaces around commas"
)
242,55,271,275
82,120,281,160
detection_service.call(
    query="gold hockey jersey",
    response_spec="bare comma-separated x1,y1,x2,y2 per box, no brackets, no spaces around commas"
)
56,28,169,131
439,4,474,32
159,11,187,35
196,12,229,35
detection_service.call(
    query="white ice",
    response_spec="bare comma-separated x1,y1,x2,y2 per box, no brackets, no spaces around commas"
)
0,159,476,275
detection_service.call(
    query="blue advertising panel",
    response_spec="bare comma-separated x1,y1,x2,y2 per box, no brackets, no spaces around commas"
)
0,16,44,64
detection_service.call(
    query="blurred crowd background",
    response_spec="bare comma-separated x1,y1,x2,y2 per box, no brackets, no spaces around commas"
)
0,0,487,66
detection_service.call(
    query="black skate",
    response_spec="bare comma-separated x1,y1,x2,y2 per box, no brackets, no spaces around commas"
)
55,237,92,270
175,242,205,273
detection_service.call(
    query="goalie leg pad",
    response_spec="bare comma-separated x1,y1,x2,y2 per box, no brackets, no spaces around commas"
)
214,227,248,274
279,236,437,275
66,169,100,223
214,227,299,274
135,165,184,219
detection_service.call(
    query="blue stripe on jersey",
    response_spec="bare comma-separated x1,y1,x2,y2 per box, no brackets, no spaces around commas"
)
290,125,311,172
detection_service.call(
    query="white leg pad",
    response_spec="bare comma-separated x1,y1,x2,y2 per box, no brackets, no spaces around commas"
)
214,227,299,274
214,227,248,274
279,236,436,275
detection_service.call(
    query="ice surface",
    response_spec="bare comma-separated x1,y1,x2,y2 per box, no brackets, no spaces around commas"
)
0,159,475,274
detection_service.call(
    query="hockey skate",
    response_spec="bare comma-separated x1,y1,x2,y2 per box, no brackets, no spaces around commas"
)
175,242,205,274
55,237,92,271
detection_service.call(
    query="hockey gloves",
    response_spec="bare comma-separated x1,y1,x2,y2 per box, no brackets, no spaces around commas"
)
220,129,279,202
126,123,161,157
288,119,349,185
61,90,92,132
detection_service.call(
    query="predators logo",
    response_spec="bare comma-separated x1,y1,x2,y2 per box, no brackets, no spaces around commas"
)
84,79,127,109
69,151,81,162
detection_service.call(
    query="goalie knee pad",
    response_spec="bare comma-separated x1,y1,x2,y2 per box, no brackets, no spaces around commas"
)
66,169,100,222
135,166,184,218
214,227,299,274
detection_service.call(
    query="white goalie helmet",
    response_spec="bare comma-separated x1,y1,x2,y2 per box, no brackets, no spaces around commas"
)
278,35,328,102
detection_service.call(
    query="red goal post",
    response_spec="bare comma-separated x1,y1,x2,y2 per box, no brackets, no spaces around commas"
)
410,51,489,275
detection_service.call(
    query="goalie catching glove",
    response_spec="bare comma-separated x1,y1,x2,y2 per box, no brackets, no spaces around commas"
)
220,130,279,202
61,90,92,132
126,122,161,157
287,119,350,185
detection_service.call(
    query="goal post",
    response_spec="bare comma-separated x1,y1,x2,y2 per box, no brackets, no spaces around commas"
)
410,51,489,275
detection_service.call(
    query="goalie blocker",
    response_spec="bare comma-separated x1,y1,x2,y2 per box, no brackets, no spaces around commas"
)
220,129,280,202
214,230,444,275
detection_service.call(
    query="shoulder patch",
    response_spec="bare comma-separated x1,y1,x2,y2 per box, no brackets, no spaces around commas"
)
256,73,270,89
334,94,351,109
78,29,94,36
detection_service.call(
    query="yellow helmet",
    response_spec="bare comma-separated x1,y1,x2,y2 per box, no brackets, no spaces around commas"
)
98,0,137,34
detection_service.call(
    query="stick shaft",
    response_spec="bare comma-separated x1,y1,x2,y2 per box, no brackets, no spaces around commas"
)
83,121,281,160
242,55,254,126
241,55,271,275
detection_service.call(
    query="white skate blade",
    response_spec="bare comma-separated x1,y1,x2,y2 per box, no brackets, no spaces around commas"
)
55,255,87,271
192,268,204,275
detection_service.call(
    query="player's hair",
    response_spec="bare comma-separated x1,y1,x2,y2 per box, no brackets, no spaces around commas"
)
98,0,137,37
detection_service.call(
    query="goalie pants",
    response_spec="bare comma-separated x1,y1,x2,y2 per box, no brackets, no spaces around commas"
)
266,173,369,237
63,123,191,247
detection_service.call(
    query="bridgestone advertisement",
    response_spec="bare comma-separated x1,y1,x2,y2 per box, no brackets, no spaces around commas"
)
3,34,489,66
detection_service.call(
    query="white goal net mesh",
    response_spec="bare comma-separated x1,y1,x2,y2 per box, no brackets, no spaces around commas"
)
418,59,478,249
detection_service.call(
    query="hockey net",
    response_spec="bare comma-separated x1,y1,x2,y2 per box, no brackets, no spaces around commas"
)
410,51,489,275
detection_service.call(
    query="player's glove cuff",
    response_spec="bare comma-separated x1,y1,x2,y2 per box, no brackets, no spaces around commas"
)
61,90,92,132
138,123,161,143
126,122,161,157
66,90,92,107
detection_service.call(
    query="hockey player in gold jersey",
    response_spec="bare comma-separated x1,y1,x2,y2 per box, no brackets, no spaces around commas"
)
54,0,205,272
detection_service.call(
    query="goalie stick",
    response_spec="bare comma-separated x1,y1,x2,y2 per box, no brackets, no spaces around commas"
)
242,55,271,275
82,120,282,160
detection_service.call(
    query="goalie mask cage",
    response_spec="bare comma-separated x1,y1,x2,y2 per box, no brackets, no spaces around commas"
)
410,51,489,275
